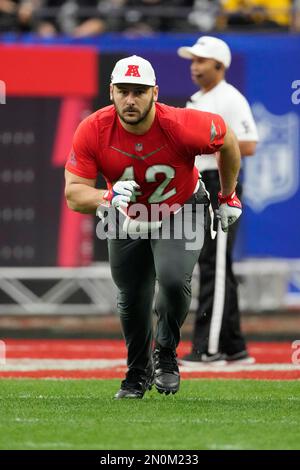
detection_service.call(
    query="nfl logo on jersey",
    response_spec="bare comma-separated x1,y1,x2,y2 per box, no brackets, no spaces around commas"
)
135,143,143,152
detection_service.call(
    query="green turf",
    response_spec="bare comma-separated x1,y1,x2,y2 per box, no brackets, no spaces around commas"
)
0,379,299,450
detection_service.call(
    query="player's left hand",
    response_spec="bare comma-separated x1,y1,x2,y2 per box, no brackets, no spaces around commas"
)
217,190,242,232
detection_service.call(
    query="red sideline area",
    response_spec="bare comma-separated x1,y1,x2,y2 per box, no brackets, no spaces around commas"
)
0,339,293,361
0,340,299,380
0,45,97,97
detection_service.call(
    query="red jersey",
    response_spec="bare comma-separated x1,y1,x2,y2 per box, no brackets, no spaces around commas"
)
65,102,226,211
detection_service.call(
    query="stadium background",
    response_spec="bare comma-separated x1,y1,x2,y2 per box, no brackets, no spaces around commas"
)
1,29,300,336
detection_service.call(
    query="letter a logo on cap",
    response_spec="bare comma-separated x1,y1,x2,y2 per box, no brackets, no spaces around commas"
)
111,56,156,86
125,65,141,78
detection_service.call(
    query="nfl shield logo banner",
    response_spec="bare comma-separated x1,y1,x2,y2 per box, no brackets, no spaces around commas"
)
244,103,299,212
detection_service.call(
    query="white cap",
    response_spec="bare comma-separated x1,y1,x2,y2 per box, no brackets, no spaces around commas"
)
111,55,156,86
177,36,231,69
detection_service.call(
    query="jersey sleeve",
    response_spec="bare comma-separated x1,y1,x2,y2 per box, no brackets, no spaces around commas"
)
65,116,98,179
226,94,258,142
183,109,227,155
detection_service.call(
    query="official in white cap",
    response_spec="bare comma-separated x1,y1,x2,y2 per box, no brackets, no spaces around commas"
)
178,36,259,366
178,36,232,68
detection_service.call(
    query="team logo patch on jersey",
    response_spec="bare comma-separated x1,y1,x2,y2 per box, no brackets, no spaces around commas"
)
125,65,141,78
135,143,143,152
244,103,299,212
69,150,77,166
210,120,217,142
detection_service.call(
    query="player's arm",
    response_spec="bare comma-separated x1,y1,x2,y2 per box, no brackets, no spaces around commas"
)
185,109,241,193
217,126,241,197
216,126,242,232
187,109,243,231
65,170,140,214
65,114,140,214
65,170,106,214
239,141,256,157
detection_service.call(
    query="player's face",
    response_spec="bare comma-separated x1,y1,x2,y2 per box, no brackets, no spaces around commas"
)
111,84,158,125
190,56,222,89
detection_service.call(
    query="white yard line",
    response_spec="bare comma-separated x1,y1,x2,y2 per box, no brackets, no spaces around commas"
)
0,358,300,372
179,363,300,372
0,358,126,371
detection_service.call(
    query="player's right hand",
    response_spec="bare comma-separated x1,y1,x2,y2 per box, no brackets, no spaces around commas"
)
103,180,140,209
217,190,242,232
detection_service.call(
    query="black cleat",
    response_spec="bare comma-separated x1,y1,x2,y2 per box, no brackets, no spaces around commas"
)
153,345,180,395
114,368,153,399
225,350,255,364
180,351,227,367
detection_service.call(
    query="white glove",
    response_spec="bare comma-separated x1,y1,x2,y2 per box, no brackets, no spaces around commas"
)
216,190,242,232
103,180,140,209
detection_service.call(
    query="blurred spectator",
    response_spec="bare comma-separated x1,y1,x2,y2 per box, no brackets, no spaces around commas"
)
292,0,300,30
97,0,126,32
1,0,295,34
221,0,292,29
0,0,41,33
18,0,41,32
36,0,107,37
122,0,194,34
188,0,220,32
0,0,18,32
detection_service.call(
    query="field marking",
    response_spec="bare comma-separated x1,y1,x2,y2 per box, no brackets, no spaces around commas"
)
0,358,126,371
180,363,300,372
3,341,295,366
0,358,300,372
0,341,299,380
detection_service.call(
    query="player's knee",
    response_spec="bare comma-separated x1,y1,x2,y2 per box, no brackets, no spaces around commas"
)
158,274,191,298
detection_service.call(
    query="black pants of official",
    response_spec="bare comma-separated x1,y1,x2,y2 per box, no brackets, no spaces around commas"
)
192,170,247,356
108,203,205,373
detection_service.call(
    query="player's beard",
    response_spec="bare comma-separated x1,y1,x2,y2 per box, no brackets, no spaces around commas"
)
113,93,154,125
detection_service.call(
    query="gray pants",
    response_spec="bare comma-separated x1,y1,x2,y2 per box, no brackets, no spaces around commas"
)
108,202,206,373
